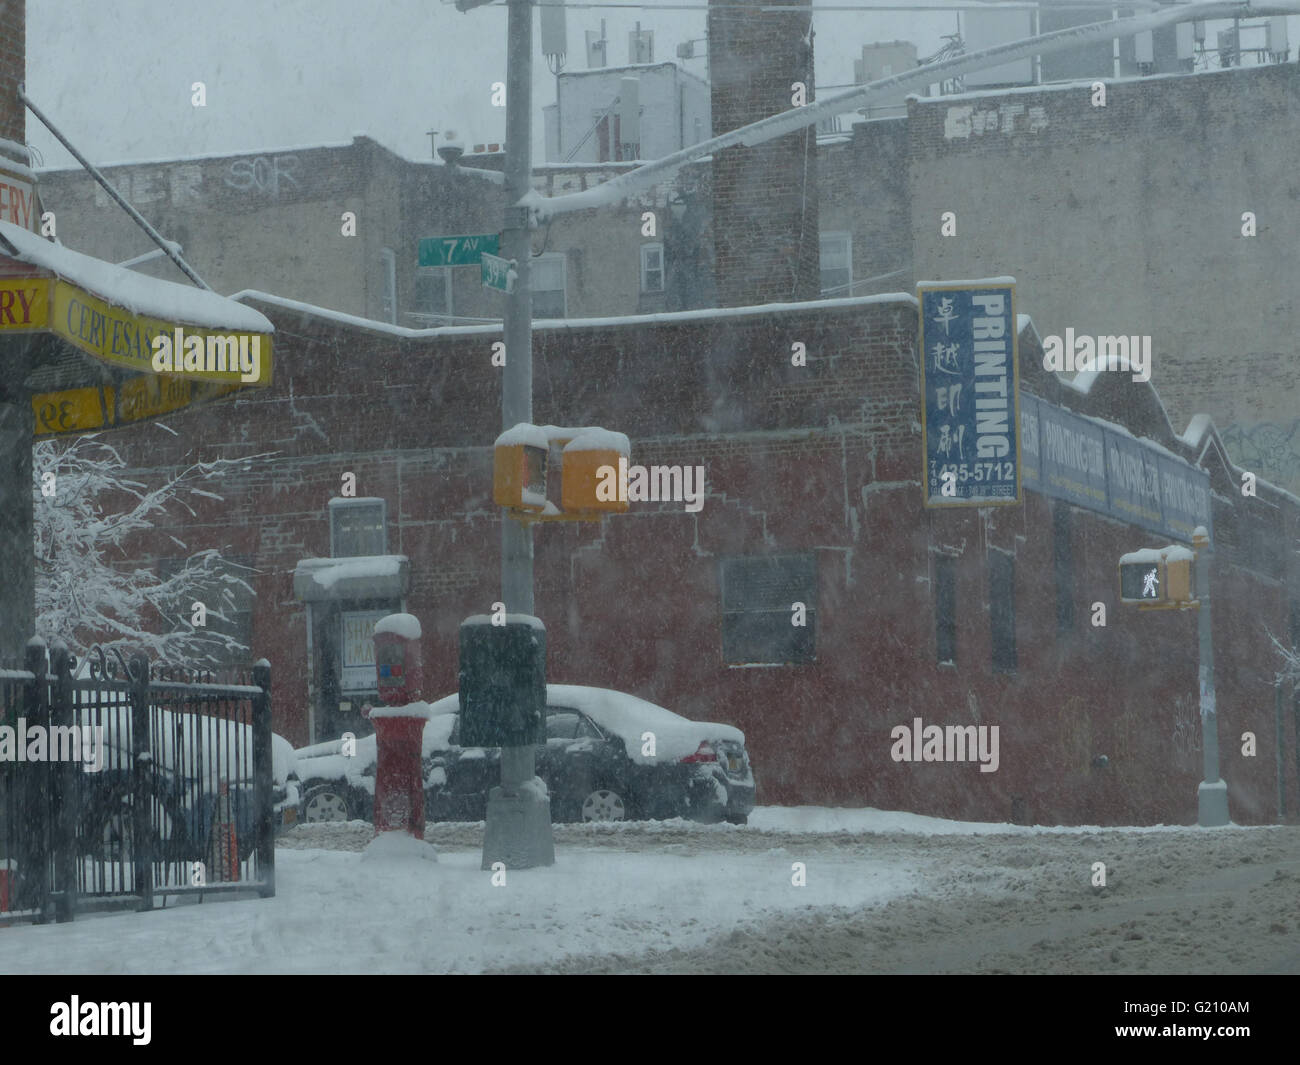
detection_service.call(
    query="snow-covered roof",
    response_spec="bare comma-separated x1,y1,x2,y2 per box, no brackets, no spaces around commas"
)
0,221,272,332
374,612,422,641
233,289,916,340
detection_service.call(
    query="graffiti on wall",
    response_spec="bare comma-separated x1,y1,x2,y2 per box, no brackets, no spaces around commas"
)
1221,420,1300,488
944,103,1049,139
224,155,301,198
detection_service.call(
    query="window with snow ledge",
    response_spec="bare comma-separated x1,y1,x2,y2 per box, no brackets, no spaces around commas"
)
329,498,387,558
412,262,452,323
380,247,397,325
530,252,567,318
720,554,816,666
640,242,664,293
819,231,852,297
1053,503,1074,634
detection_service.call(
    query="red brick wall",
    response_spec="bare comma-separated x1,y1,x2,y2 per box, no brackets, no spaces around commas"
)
708,0,820,307
0,0,24,147
107,296,1300,827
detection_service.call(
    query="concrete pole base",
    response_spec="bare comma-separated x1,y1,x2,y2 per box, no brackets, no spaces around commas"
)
1197,779,1231,827
481,787,556,869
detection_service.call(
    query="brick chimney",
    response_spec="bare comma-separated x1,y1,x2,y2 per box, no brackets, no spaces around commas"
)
0,0,24,149
708,0,819,307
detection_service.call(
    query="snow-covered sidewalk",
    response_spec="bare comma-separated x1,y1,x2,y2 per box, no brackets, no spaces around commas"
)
0,807,1287,975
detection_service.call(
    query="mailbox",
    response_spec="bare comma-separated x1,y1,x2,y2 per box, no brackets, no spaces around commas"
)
373,613,423,705
561,430,631,514
458,614,546,747
494,424,549,513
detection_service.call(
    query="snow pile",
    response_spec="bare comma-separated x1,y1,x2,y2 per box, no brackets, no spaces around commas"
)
298,555,405,590
563,428,631,455
0,220,272,332
369,700,435,721
373,613,422,641
361,831,438,864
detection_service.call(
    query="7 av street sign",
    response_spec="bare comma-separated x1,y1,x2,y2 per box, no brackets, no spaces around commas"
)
418,233,500,268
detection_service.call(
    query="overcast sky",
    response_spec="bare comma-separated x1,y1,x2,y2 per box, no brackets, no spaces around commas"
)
25,0,964,169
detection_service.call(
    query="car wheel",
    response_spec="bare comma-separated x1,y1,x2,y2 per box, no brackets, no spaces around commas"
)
302,785,353,823
725,813,749,826
581,787,628,822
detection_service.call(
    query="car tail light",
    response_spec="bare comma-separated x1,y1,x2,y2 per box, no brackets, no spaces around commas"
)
681,741,717,764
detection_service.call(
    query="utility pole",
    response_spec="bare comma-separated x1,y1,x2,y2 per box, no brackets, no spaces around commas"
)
456,0,554,867
1194,525,1230,826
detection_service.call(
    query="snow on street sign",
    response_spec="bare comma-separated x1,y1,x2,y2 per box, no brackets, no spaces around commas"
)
481,251,516,293
418,233,500,268
918,279,1021,507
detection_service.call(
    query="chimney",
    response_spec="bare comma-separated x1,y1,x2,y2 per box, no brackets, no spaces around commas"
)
0,0,25,149
708,0,819,307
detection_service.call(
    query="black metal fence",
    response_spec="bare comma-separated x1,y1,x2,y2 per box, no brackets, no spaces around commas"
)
0,638,274,925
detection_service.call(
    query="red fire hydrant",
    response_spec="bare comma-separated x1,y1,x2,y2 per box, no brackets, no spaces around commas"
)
369,614,429,839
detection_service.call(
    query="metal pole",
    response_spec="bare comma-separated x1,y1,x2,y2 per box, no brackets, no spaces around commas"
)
1276,675,1286,820
1195,526,1229,826
501,0,536,805
478,0,554,869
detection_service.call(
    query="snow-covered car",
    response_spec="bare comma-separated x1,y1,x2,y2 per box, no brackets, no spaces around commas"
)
294,684,755,825
75,702,302,862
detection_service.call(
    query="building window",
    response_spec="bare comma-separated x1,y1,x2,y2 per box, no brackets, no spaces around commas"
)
330,498,387,558
640,243,664,293
380,248,397,325
721,554,816,665
413,264,452,321
820,232,852,297
989,549,1017,674
934,555,956,664
531,253,567,318
1053,504,1074,633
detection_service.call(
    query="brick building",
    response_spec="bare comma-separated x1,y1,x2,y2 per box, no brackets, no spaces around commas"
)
94,285,1300,828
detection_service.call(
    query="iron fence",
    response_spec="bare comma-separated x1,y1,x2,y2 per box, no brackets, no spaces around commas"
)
0,638,274,925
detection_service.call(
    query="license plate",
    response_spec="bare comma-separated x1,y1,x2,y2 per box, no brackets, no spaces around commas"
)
282,807,298,825
727,755,741,772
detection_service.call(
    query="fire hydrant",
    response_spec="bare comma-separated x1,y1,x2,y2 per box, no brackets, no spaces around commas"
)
369,614,429,838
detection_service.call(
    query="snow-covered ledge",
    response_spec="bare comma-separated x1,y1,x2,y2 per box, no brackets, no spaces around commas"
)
293,555,410,602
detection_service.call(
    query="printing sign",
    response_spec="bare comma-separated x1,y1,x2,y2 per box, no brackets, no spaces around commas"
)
919,281,1021,506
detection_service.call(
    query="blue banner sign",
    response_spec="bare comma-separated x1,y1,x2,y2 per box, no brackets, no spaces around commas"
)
919,281,1021,506
1018,392,1212,541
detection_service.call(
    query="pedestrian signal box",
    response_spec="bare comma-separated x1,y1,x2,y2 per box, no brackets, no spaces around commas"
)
1118,546,1194,606
493,425,548,514
561,430,630,515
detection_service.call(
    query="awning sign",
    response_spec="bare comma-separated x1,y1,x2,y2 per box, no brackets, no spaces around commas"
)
0,169,37,232
50,280,272,386
0,278,49,330
919,280,1021,507
32,376,242,437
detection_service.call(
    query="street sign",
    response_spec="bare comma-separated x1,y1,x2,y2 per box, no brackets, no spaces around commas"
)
481,251,516,293
918,279,1021,507
418,233,500,268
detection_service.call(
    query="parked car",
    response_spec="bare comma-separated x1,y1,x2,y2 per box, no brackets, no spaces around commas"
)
295,685,755,825
74,703,302,863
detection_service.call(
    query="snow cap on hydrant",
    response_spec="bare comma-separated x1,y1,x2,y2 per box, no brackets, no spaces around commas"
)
373,612,423,705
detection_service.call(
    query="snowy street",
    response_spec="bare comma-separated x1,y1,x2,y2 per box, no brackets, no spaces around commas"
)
2,809,1296,975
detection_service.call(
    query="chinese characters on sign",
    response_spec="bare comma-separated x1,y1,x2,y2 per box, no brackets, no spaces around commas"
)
919,281,1021,507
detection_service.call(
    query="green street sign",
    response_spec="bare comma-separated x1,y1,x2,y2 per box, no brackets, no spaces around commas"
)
481,251,516,293
418,233,500,267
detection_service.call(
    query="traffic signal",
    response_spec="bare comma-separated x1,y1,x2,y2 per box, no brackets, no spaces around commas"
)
1118,546,1195,606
